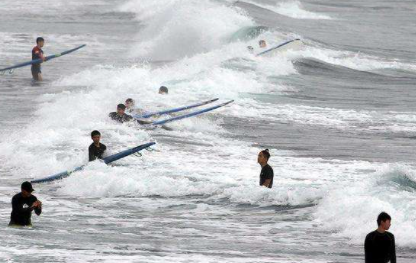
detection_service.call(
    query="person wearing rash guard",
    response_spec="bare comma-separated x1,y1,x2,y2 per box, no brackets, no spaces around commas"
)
89,130,107,162
31,37,46,81
9,181,42,227
109,103,152,124
258,149,274,188
365,212,396,263
109,104,134,123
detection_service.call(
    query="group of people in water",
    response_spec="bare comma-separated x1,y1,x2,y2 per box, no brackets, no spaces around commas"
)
247,39,267,54
7,37,396,263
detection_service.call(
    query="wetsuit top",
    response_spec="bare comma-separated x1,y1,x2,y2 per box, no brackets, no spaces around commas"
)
32,46,44,69
365,230,396,263
89,142,107,162
259,164,274,188
109,112,133,123
9,193,41,226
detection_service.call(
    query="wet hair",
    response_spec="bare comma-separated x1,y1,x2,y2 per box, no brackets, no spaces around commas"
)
117,104,126,110
126,98,134,104
377,212,391,226
259,40,266,45
91,130,101,138
36,37,44,43
260,149,270,160
159,86,168,94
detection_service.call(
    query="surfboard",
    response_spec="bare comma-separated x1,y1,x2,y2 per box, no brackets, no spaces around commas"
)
31,142,155,184
256,39,301,57
151,100,234,126
134,98,219,119
0,44,86,74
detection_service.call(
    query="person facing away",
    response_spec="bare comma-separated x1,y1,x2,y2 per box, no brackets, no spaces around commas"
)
259,40,267,48
9,181,42,227
109,104,134,123
89,130,107,162
31,37,46,81
159,86,168,95
258,149,274,188
365,212,396,263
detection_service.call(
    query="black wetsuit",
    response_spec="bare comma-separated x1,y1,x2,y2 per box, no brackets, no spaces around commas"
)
9,193,41,226
365,230,396,263
89,143,107,161
109,112,133,123
31,46,43,79
259,164,274,188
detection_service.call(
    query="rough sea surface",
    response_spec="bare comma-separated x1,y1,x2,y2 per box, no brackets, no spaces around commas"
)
1,0,416,262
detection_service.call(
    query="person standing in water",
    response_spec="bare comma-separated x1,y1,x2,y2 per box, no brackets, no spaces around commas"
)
258,149,274,188
365,212,396,263
89,130,107,161
31,37,46,81
9,181,42,227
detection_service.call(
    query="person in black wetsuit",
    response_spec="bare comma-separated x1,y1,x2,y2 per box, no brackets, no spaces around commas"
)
258,149,274,188
365,212,396,263
89,130,107,161
109,104,134,123
9,181,42,227
31,37,46,81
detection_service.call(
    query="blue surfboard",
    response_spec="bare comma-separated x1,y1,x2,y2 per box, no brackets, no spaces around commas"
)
151,100,234,126
134,98,219,119
256,39,301,57
31,142,155,184
0,44,86,73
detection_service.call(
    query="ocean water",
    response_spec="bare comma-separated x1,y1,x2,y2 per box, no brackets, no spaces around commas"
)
0,0,416,262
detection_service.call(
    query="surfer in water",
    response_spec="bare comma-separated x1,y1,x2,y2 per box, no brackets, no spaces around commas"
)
109,104,134,123
159,86,168,95
89,130,107,161
109,104,151,124
31,37,46,81
9,181,42,227
259,40,267,48
247,46,254,54
125,98,146,115
258,149,274,188
365,212,396,263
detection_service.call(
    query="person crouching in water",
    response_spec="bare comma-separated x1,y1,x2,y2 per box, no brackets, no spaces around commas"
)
9,181,42,227
89,130,107,162
109,104,133,123
258,149,274,188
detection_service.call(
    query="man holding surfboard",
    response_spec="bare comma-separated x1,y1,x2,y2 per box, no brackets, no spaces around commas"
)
31,37,46,81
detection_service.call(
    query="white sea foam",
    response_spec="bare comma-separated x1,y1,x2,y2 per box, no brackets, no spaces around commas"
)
119,0,254,60
315,164,416,247
243,0,332,20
